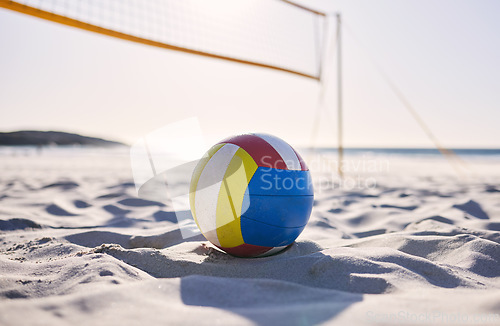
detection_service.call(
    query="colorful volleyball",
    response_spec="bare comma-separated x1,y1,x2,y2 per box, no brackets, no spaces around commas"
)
189,133,314,258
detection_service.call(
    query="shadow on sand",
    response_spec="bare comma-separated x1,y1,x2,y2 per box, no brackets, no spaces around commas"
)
180,275,363,326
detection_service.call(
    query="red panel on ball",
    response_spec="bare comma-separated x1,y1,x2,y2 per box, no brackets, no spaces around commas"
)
216,243,272,258
219,134,288,170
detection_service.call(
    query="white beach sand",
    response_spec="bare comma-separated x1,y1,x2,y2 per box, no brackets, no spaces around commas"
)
0,147,499,325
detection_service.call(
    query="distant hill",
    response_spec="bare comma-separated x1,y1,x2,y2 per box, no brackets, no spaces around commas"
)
0,131,125,147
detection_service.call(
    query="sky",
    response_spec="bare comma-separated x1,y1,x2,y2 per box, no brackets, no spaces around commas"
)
0,0,499,148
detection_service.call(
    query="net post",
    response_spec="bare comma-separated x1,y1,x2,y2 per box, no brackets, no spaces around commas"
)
336,13,344,178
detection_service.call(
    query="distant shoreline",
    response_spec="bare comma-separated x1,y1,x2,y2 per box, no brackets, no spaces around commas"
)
0,131,125,147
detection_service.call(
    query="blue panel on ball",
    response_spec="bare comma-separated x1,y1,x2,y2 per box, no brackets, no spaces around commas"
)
247,167,314,196
241,194,313,228
240,216,305,247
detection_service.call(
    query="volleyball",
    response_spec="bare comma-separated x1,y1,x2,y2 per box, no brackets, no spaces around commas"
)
189,133,314,257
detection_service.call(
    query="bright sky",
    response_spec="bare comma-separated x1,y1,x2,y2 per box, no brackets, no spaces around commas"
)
1,0,499,148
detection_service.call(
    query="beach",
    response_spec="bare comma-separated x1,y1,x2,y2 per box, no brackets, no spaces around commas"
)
0,147,499,325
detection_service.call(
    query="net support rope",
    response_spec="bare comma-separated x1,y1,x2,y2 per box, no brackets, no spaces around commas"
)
343,21,469,177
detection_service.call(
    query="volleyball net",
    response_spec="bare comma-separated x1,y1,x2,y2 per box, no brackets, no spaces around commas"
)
0,0,467,177
0,0,328,80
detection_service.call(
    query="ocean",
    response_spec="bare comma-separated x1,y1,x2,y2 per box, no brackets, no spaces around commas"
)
311,147,500,158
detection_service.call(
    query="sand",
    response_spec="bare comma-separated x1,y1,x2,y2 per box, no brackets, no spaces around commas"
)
0,147,499,325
